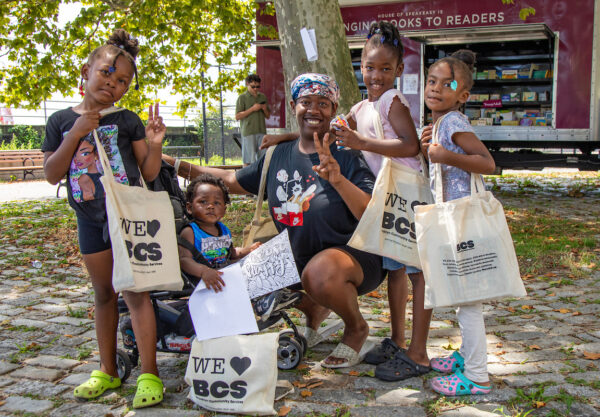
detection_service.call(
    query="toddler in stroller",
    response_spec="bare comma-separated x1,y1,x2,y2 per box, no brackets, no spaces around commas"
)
115,169,306,381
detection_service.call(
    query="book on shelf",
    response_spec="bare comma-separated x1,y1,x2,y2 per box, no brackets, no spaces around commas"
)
501,69,518,79
528,64,539,78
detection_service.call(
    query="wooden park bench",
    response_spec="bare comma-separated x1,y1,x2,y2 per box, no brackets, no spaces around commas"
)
0,149,45,180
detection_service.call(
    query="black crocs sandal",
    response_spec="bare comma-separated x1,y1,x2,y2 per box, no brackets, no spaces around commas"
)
375,350,432,381
364,338,406,365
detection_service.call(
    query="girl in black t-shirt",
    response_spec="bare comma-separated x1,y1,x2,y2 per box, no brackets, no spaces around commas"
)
42,30,165,409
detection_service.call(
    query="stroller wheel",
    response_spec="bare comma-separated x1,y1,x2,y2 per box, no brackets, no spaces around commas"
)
277,336,303,370
128,351,139,367
279,329,308,353
116,349,133,382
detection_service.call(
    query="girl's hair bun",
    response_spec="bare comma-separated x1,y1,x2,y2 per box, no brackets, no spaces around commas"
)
450,49,476,73
107,29,139,60
364,21,404,62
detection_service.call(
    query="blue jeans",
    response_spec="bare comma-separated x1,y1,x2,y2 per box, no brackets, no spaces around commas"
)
383,256,421,274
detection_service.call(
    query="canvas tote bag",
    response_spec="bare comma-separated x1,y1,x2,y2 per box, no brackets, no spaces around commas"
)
242,145,278,247
92,116,183,293
348,101,433,268
414,117,525,308
185,333,279,415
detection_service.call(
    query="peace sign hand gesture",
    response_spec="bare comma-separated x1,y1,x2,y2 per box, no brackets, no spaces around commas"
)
312,132,342,186
145,102,166,146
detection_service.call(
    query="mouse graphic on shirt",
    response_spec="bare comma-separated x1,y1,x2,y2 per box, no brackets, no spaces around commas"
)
272,169,316,226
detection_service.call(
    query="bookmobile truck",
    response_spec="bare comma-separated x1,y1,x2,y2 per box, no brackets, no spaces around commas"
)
255,0,600,171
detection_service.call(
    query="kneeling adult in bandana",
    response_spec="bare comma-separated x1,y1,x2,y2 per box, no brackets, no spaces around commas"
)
164,73,385,368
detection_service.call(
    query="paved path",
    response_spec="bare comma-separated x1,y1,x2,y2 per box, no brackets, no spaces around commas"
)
0,173,598,416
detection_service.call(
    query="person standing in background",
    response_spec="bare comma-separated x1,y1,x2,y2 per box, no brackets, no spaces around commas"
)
236,74,271,166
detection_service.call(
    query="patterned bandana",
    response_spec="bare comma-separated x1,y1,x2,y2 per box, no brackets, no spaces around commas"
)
290,73,339,104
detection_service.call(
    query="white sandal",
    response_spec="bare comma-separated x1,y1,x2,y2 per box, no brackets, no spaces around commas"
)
303,320,344,348
321,342,365,368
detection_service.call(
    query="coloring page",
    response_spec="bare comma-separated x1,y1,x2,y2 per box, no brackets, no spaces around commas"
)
239,229,300,299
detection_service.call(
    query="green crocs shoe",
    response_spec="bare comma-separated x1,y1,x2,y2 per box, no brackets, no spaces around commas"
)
74,370,121,399
133,373,164,409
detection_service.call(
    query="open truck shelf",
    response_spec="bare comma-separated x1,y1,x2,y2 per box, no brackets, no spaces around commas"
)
255,0,600,171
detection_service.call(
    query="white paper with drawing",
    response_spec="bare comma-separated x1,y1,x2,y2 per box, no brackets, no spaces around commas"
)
188,262,258,341
239,229,300,299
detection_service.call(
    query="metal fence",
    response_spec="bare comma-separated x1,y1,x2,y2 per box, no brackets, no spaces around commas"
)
1,103,243,164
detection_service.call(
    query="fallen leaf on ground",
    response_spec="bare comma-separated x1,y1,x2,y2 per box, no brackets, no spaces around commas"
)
529,345,542,350
544,272,557,277
554,308,571,314
296,364,309,370
572,311,582,316
521,305,533,310
300,390,312,397
366,290,382,298
348,370,360,376
407,295,413,302
547,292,556,297
521,314,533,319
307,381,324,389
583,351,600,360
507,307,516,312
496,342,503,348
533,401,546,408
278,406,291,416
379,317,390,323
292,381,307,388
494,350,507,356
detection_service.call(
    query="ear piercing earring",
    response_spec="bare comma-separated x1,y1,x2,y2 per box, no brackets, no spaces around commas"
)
79,78,85,97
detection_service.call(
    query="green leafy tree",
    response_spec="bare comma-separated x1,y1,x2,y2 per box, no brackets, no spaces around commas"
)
0,0,277,115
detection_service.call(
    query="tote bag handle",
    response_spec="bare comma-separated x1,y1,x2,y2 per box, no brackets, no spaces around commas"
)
91,106,148,189
430,113,484,203
251,145,276,225
374,98,429,175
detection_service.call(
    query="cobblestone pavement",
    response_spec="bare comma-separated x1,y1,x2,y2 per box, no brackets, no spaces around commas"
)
0,173,598,416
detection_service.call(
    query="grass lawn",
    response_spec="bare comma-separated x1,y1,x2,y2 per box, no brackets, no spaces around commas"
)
0,173,597,279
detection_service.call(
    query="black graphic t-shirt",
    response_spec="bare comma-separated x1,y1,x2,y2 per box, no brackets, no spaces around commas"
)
43,107,146,223
236,139,376,270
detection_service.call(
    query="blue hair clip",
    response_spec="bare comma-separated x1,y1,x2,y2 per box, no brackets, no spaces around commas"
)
450,80,458,91
367,33,373,39
380,35,385,44
108,66,116,73
393,39,399,47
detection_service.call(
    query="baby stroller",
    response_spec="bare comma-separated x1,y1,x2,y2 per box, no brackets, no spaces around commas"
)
114,162,308,383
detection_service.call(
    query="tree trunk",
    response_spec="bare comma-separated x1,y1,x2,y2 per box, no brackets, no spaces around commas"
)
273,0,361,129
